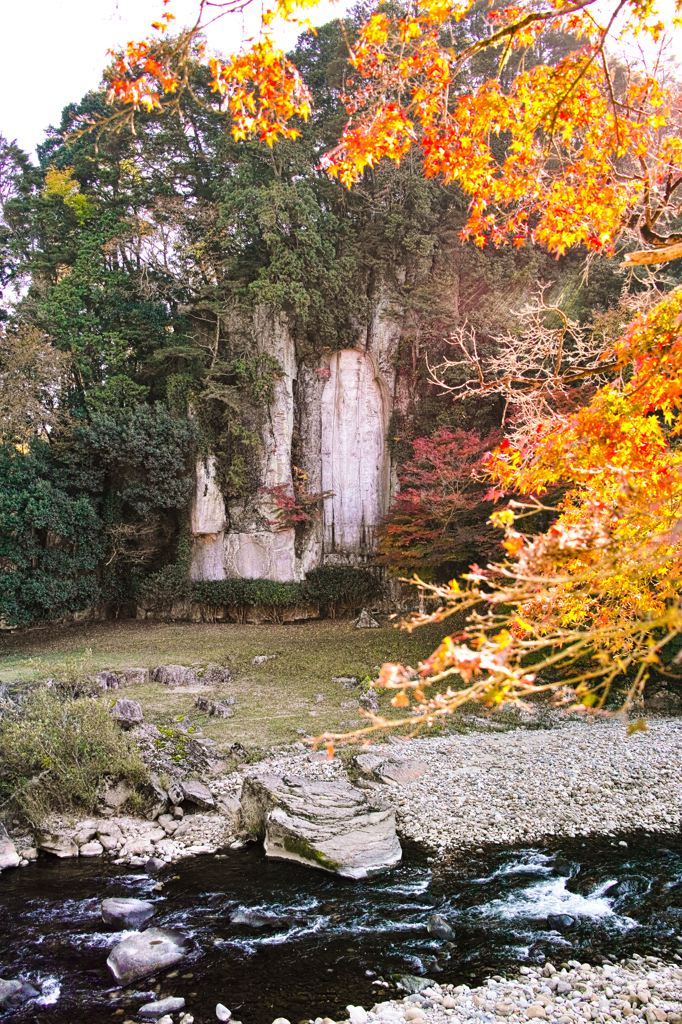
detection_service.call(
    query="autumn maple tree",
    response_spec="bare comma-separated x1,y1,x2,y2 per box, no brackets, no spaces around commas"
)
93,0,682,740
377,426,503,577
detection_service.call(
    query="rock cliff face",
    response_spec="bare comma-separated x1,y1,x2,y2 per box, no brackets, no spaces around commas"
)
190,302,401,583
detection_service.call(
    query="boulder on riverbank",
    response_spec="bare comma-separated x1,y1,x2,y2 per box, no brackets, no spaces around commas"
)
106,927,188,984
240,773,401,879
0,826,20,871
37,832,79,858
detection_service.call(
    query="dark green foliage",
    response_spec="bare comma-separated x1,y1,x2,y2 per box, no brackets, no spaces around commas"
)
304,566,382,615
139,534,193,608
192,566,381,621
0,441,103,626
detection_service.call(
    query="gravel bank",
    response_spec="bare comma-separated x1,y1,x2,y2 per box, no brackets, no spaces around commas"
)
210,716,682,853
327,955,682,1024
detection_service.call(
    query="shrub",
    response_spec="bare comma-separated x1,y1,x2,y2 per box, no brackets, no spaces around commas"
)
304,565,381,617
192,566,381,622
0,688,148,827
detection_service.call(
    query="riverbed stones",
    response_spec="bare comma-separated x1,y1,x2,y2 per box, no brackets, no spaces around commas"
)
109,698,144,728
240,773,401,878
80,840,104,857
0,826,20,871
37,832,79,858
102,897,156,929
145,856,165,874
138,995,186,1019
427,913,454,940
355,754,428,786
106,927,188,984
0,979,39,1007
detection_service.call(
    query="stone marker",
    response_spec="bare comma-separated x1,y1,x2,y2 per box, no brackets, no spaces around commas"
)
355,608,379,629
240,773,401,879
102,897,156,929
106,927,188,984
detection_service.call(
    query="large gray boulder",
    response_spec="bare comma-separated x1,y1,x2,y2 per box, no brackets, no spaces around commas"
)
37,832,78,858
109,698,144,728
240,774,401,879
101,778,134,811
102,897,156,929
181,779,214,809
96,671,120,690
106,927,188,984
0,826,20,871
141,775,169,820
200,663,232,685
152,665,198,687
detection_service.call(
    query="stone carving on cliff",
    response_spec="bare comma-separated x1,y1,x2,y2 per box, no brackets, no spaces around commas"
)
321,350,391,560
190,308,397,585
190,455,227,581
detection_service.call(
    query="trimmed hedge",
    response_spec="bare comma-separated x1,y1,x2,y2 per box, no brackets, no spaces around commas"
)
192,566,381,622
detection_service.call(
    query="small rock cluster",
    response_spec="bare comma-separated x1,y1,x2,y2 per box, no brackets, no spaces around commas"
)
31,778,241,867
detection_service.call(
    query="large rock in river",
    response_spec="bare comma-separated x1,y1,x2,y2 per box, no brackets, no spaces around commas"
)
102,897,156,929
240,774,401,879
106,927,188,984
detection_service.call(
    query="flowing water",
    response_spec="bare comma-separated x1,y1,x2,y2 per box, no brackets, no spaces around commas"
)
1,833,682,1024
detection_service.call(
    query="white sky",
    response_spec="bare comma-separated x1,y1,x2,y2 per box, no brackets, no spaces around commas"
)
0,0,679,160
0,0,345,158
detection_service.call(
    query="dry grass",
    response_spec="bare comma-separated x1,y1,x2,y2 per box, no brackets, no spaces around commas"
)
0,619,450,750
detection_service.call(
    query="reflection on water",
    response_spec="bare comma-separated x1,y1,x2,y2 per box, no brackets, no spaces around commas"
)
0,834,681,1024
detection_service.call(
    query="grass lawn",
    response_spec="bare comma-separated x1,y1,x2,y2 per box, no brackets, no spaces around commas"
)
0,618,452,752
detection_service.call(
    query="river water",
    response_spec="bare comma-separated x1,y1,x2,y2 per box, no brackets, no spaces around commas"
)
1,834,681,1024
